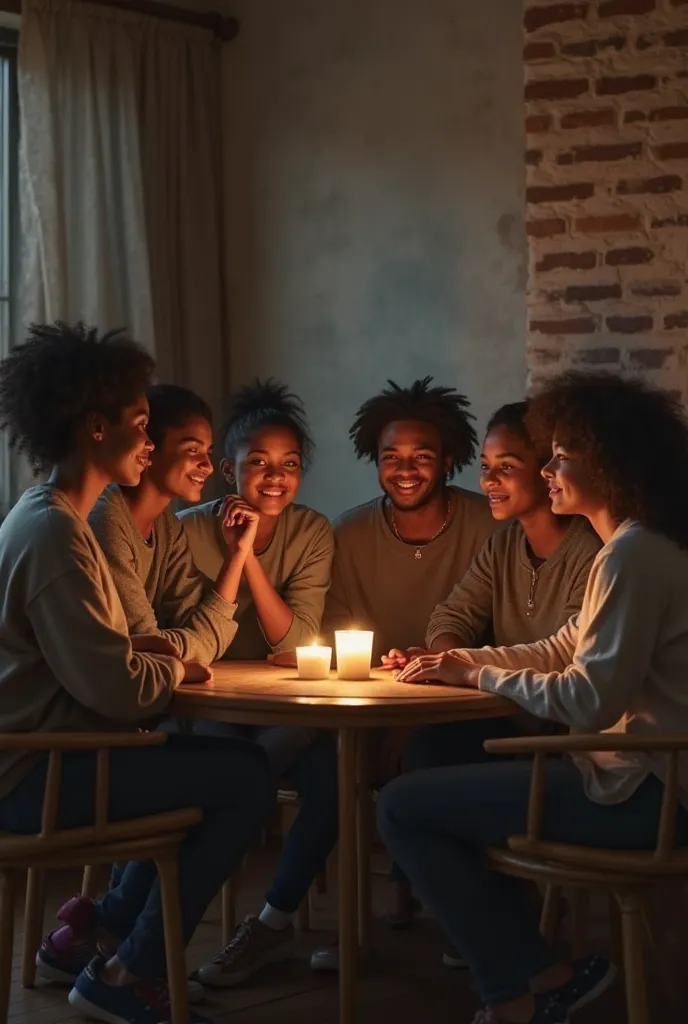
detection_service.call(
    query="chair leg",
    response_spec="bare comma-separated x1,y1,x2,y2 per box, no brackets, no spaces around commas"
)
0,870,17,1024
155,855,188,1024
221,879,237,946
21,868,45,988
570,888,590,959
618,890,649,1024
81,864,98,898
356,739,372,952
539,884,562,944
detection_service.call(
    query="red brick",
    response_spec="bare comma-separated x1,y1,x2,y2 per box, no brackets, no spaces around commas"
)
665,311,688,329
524,42,557,61
526,149,543,166
561,36,625,57
617,175,682,194
526,114,552,133
664,29,688,46
565,283,622,302
524,3,588,32
530,317,596,335
606,247,654,265
606,315,653,333
650,107,688,122
525,78,589,101
558,142,642,165
560,109,616,129
623,110,646,123
527,218,567,238
654,142,688,160
527,182,596,203
651,213,688,227
599,0,654,14
573,347,620,365
628,348,672,369
536,251,597,271
597,75,656,96
576,213,641,232
630,281,682,297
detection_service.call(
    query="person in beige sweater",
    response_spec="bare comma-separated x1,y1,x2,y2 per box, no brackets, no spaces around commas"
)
381,401,601,952
177,380,335,989
381,372,688,1024
0,322,274,1024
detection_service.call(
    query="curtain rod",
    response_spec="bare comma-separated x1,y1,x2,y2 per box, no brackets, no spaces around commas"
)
0,0,239,41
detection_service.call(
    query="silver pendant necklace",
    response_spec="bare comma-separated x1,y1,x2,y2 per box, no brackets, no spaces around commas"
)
390,496,452,559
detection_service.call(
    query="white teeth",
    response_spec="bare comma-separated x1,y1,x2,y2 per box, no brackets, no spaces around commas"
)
260,490,284,497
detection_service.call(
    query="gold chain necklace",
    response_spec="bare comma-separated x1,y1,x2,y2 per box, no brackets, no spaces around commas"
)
390,496,452,560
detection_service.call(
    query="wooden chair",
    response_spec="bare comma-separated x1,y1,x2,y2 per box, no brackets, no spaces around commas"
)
482,733,688,1024
1,732,202,1024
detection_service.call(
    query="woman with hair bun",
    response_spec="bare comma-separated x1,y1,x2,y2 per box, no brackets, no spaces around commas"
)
179,379,337,989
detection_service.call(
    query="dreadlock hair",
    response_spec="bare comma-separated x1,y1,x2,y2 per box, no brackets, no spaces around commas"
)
349,376,477,476
486,400,550,464
0,321,155,474
222,379,314,469
146,384,213,450
526,370,688,550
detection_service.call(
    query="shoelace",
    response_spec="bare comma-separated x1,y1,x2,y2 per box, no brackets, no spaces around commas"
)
211,916,255,963
133,977,172,1015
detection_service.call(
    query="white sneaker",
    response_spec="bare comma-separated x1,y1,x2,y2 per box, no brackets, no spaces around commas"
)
310,941,338,972
442,950,467,969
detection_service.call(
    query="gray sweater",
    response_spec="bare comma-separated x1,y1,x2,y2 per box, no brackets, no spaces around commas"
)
89,486,238,663
461,521,688,808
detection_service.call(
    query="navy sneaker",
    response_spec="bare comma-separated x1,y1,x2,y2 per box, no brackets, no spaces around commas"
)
548,955,617,1014
69,956,213,1023
471,993,569,1023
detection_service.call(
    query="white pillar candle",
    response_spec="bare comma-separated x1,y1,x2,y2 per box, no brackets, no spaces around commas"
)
296,644,332,680
335,630,374,681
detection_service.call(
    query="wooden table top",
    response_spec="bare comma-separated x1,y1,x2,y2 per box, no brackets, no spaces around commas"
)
171,660,515,729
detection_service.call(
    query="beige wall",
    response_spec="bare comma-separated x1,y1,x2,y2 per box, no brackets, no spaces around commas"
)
222,0,527,517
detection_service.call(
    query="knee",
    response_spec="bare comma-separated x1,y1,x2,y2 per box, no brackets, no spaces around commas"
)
376,774,411,844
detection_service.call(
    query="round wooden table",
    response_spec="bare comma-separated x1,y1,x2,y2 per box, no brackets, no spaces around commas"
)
171,661,515,1024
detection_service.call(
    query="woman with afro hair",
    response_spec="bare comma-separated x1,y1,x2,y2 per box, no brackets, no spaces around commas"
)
379,371,688,1024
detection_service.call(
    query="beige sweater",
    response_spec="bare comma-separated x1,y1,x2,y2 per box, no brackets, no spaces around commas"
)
460,521,688,807
427,517,601,649
178,500,334,660
322,486,496,664
0,485,183,799
89,486,238,664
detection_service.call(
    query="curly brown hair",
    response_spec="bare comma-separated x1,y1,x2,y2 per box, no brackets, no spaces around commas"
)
0,321,155,473
525,371,688,548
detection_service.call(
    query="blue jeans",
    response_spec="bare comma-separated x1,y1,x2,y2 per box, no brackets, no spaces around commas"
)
0,734,275,978
378,758,688,1005
192,721,339,914
388,717,515,884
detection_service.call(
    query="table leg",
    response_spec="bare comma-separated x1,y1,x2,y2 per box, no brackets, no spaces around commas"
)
338,727,358,1024
356,733,371,952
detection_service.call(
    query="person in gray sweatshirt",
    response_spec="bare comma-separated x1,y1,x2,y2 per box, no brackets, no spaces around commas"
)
380,371,688,1024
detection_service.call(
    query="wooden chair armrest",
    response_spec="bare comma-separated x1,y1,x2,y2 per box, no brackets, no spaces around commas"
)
0,731,167,752
484,733,688,756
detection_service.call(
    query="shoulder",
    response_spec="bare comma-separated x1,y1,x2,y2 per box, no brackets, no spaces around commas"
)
333,496,382,541
451,485,492,522
176,499,222,534
285,504,333,543
88,485,131,540
593,522,681,583
564,517,603,565
1,485,102,575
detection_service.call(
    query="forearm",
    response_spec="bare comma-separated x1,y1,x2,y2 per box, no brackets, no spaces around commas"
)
243,552,294,647
212,547,250,606
429,632,462,653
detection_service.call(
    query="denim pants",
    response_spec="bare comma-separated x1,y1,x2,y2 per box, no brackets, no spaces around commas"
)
0,734,275,978
192,720,339,914
388,717,516,884
377,758,688,1005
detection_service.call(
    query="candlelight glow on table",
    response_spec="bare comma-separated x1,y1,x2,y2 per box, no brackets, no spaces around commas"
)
335,630,374,680
296,643,332,680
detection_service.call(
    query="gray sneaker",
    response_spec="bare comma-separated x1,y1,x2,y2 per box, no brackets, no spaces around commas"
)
196,916,295,988
310,939,338,972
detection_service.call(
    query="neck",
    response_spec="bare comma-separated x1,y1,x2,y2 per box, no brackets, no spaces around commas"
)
518,506,571,560
388,486,451,542
121,478,172,540
49,459,110,521
587,508,621,545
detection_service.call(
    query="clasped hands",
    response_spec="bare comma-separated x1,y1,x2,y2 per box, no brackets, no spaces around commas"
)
131,634,213,685
380,646,480,688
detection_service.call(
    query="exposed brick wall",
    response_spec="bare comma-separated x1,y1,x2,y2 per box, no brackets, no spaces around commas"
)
524,0,688,398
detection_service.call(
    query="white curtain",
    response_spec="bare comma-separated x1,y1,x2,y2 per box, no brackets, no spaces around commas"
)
13,0,226,499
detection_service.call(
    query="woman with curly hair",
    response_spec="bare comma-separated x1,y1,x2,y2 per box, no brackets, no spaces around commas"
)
378,372,688,1024
0,322,274,1024
178,379,336,989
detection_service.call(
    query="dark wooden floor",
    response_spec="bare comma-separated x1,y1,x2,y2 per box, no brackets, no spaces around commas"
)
6,845,682,1023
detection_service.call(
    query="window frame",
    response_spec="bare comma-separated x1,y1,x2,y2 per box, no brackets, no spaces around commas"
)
0,29,17,516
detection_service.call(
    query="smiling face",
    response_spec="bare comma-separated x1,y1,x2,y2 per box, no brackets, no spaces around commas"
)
225,424,303,517
145,415,214,502
541,441,604,518
479,425,549,521
92,396,153,487
377,419,452,512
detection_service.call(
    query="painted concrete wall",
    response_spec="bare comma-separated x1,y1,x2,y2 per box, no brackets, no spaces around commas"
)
222,0,527,517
